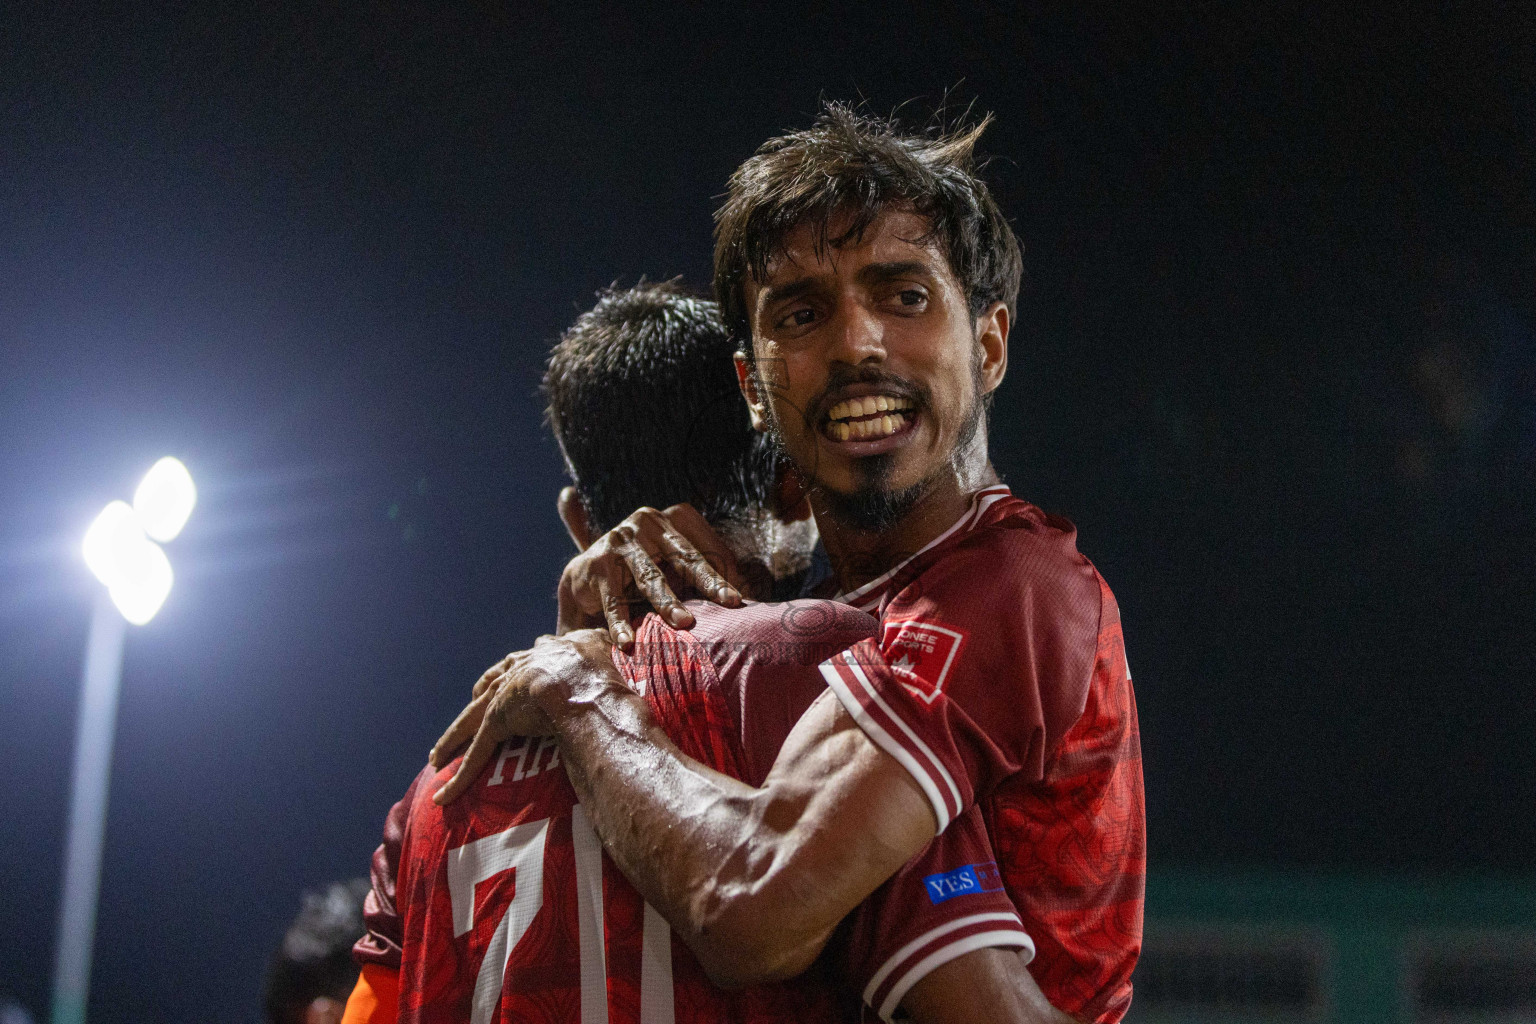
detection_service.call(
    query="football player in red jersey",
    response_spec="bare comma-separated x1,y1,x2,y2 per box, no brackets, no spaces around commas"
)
436,104,1145,1023
345,282,1068,1024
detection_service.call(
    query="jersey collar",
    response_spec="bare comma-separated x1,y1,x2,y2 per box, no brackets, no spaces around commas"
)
835,485,1013,613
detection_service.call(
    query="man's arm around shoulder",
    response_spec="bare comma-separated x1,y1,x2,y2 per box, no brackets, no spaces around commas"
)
432,630,937,988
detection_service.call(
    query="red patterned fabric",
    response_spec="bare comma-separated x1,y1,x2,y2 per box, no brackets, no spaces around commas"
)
821,487,1146,1023
987,574,1144,1023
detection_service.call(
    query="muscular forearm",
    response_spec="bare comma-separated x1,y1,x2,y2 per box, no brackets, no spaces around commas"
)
553,684,1075,1022
538,656,934,988
539,664,830,985
433,630,938,987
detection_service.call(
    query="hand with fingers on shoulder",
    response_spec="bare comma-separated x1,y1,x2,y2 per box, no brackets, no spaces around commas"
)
556,503,745,648
429,629,622,804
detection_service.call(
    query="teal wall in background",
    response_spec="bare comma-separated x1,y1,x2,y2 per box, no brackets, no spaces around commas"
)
1136,873,1536,1024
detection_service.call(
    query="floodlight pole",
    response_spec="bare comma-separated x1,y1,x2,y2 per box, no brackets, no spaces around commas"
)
50,594,127,1024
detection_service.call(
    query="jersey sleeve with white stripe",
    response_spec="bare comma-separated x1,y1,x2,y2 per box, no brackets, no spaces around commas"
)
675,600,1035,1020
839,803,1031,1022
819,491,1102,830
819,489,1146,1023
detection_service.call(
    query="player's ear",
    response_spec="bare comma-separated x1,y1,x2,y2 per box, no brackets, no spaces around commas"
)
557,486,594,550
734,351,771,432
974,301,1009,396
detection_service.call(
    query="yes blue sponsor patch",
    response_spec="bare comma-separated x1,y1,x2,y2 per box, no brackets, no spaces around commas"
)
923,861,1004,904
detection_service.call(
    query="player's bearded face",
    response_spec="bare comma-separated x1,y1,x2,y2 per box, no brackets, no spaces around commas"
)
744,209,995,532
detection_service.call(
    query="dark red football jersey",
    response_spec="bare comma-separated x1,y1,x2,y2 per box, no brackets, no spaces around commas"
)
680,600,1038,1020
357,598,1032,1023
820,485,1146,1023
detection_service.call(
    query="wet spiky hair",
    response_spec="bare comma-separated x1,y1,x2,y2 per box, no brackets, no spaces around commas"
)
543,279,773,534
713,101,1022,346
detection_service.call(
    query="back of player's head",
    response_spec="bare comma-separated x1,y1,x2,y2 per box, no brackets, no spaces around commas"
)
543,280,774,535
262,879,369,1024
713,100,1023,347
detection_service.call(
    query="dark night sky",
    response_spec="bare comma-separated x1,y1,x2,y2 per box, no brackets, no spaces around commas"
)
2,5,1533,1021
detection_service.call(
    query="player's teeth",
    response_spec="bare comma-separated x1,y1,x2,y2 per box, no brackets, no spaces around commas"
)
826,395,917,433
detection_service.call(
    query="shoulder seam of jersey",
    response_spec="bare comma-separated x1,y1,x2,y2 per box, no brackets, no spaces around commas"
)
1041,562,1110,773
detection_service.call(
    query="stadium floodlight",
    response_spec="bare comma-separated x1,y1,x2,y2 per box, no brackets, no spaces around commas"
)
131,456,196,543
54,459,193,1024
81,500,174,626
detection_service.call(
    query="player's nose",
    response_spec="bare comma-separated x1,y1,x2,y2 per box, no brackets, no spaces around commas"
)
827,301,887,367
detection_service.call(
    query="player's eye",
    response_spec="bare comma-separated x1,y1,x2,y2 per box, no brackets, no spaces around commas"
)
776,307,818,330
883,287,928,314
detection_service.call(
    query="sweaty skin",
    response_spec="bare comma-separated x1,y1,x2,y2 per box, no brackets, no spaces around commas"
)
735,208,1007,592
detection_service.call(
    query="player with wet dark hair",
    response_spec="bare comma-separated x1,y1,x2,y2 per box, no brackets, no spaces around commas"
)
544,280,771,534
714,101,1022,350
542,279,814,610
442,102,1144,1023
346,282,1059,1024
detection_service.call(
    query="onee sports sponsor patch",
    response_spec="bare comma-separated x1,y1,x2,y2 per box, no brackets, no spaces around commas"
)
881,617,966,702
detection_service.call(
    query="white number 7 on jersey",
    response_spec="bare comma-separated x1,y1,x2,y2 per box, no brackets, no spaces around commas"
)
446,817,549,1024
445,811,674,1024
